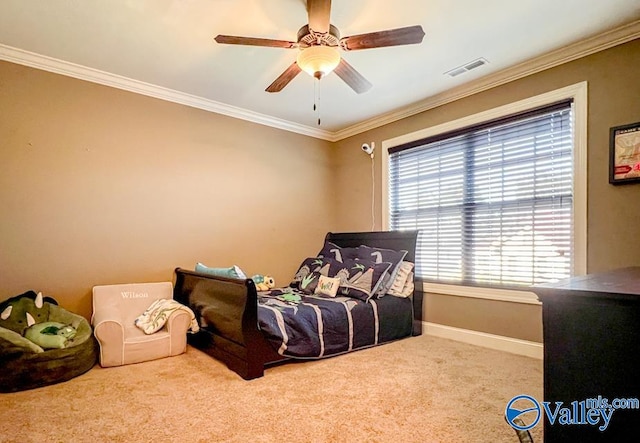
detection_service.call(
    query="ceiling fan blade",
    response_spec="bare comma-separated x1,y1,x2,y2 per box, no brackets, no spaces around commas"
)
215,35,296,49
339,25,425,51
333,58,372,94
307,0,331,34
265,62,302,93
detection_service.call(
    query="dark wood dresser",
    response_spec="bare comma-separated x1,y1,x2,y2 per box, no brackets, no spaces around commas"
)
534,267,640,442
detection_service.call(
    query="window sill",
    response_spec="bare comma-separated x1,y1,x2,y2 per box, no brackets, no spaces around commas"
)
420,281,542,305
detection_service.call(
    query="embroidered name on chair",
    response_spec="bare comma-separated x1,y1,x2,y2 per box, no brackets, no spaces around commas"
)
121,291,149,299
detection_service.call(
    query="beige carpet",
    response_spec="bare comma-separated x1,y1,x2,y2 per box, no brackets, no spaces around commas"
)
1,334,543,442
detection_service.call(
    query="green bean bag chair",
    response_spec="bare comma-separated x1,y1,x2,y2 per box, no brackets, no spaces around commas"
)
0,291,98,393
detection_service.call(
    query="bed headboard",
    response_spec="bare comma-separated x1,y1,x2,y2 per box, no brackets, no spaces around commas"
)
325,230,422,336
325,231,418,263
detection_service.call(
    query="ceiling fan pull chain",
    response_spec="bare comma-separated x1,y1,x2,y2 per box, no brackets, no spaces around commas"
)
316,78,321,125
313,77,317,111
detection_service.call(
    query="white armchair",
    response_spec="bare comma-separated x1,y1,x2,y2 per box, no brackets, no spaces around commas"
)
91,282,191,367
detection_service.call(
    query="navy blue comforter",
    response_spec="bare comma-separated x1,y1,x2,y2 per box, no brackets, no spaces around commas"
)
257,288,412,358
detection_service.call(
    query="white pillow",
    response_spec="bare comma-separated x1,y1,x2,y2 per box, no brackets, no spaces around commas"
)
388,261,414,294
314,275,341,297
389,270,415,298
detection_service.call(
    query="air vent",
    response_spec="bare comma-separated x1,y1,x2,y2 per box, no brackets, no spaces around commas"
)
445,57,489,77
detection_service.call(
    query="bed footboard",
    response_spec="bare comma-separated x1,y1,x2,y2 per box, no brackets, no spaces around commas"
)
173,268,282,379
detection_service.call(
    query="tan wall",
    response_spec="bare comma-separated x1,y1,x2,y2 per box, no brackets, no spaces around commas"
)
333,38,640,343
2,39,639,342
0,61,335,319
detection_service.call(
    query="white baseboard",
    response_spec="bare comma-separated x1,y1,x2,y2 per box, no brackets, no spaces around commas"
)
424,322,543,360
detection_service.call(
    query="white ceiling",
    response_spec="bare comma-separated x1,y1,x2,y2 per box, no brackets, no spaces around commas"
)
1,1,639,139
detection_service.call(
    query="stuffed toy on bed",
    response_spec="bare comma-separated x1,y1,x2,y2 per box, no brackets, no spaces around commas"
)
251,275,275,291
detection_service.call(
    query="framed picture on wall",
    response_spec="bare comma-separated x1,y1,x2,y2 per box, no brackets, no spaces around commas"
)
610,121,640,184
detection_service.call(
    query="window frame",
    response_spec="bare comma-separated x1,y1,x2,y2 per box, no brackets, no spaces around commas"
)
381,82,588,305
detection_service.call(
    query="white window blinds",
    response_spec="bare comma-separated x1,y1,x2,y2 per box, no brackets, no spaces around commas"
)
389,101,573,286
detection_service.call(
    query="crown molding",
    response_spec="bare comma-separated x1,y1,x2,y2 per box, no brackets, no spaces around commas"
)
332,19,640,141
1,20,638,143
0,44,334,141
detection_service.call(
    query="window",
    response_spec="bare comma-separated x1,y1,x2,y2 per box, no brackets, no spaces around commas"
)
387,100,577,288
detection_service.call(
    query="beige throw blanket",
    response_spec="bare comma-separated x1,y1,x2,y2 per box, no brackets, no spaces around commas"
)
134,299,199,335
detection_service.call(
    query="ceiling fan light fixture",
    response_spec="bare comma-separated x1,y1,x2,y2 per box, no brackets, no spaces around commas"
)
296,45,340,79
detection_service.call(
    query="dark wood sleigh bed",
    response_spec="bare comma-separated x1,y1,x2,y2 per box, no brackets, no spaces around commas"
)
173,231,422,380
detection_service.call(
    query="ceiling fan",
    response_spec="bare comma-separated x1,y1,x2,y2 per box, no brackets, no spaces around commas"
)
214,0,425,94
